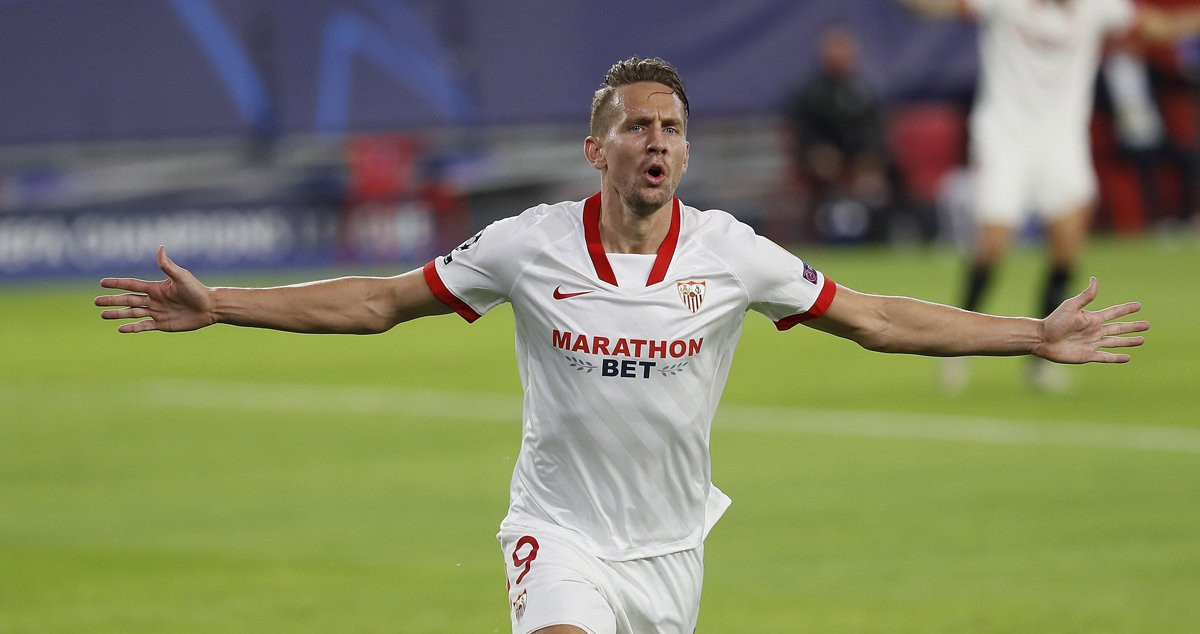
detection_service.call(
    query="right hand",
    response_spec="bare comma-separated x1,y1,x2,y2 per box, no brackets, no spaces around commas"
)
95,246,216,333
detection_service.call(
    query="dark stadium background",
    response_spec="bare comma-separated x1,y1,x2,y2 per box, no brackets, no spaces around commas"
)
2,0,1191,282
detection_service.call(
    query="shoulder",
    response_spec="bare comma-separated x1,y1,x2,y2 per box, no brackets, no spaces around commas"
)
679,203,785,284
516,199,581,224
482,199,583,245
682,203,747,231
682,204,760,249
445,199,582,270
681,200,820,273
678,202,832,316
435,199,587,301
505,199,580,229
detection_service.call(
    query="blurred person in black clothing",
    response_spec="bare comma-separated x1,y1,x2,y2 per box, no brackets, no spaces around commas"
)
785,25,905,243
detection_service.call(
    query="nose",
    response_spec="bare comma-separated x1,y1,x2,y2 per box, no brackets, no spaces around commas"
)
646,127,666,154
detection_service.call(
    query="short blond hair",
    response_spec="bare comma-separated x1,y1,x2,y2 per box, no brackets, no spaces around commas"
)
590,57,689,137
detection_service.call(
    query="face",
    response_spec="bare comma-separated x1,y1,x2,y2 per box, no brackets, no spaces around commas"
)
821,28,858,77
586,81,690,216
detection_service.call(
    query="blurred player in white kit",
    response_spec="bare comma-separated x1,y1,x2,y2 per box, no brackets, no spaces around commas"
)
900,0,1200,391
96,57,1150,633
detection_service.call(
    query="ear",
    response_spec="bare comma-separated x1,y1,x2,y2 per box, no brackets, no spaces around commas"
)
681,140,690,175
584,136,606,171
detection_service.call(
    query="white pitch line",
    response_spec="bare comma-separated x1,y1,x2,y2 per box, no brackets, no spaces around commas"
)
715,404,1200,454
138,378,1200,455
142,378,521,422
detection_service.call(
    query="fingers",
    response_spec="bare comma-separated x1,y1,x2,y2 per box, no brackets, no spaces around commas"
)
118,319,160,334
1078,333,1144,364
1100,335,1145,349
1095,301,1143,323
157,245,185,282
94,292,149,308
1103,319,1150,336
96,288,155,330
97,300,157,331
1088,351,1132,363
104,246,187,291
99,277,155,293
99,248,179,334
100,307,152,320
1064,276,1099,311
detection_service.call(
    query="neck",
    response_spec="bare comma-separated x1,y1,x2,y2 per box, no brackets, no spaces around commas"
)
598,187,673,254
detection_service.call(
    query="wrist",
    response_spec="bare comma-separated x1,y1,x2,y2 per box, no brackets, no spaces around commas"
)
1030,317,1049,359
207,286,228,326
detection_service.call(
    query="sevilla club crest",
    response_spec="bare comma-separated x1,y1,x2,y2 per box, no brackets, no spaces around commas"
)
512,589,528,621
677,280,706,314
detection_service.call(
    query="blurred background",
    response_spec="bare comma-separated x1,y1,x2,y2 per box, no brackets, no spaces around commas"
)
3,1,1200,633
3,0,1196,281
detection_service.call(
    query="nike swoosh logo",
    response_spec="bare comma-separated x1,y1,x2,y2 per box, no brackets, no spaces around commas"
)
553,286,594,300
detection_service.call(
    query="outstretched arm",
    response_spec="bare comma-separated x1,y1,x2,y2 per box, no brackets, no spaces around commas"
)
95,246,451,334
806,277,1148,364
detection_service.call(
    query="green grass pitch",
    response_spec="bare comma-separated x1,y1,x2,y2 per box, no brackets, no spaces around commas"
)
2,234,1198,632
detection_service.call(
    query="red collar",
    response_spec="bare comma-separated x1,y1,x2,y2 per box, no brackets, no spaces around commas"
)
582,192,681,287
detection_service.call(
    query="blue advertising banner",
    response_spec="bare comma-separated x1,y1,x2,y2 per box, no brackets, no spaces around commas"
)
0,0,977,145
0,199,449,279
0,203,338,278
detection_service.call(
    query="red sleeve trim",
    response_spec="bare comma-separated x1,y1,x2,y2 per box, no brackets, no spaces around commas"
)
423,260,481,323
774,276,837,331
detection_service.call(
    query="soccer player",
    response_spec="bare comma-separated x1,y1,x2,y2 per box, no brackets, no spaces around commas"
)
96,57,1149,634
898,0,1200,392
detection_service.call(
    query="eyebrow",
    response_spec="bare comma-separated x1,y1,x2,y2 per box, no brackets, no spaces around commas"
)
627,113,684,127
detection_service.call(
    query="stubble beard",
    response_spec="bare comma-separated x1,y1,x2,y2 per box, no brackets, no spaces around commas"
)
620,183,674,218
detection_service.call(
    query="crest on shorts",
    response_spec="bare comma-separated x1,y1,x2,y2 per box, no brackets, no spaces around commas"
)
512,589,528,621
676,280,706,314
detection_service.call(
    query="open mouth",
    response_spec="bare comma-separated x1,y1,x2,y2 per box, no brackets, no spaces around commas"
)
644,165,666,184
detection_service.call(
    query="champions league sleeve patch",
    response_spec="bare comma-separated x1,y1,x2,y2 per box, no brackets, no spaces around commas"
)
443,230,483,265
802,262,819,285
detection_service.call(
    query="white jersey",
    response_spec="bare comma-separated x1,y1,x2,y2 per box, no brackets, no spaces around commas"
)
966,0,1137,146
424,194,836,561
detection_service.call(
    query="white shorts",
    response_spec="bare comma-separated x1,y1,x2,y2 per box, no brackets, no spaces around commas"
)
499,518,704,634
971,126,1097,227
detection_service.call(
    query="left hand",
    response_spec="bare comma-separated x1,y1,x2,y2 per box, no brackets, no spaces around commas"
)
1034,277,1149,364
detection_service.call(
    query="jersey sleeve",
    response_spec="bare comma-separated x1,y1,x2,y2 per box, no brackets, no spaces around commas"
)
423,216,525,322
721,220,837,331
